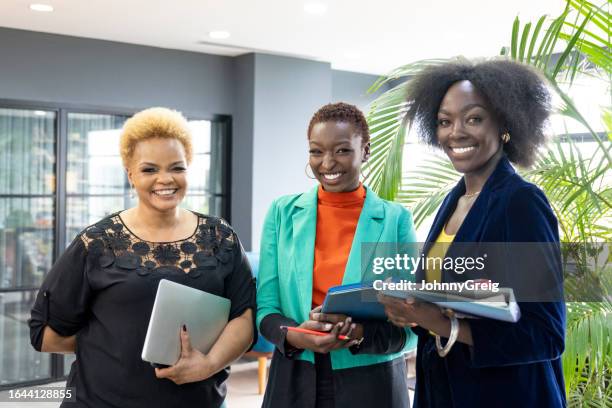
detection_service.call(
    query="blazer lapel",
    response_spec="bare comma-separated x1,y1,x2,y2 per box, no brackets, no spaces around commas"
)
452,157,516,243
291,186,318,319
417,182,465,281
426,156,517,282
419,156,516,282
342,187,385,284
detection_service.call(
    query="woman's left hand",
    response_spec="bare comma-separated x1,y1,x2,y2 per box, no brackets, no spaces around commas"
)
378,294,474,346
310,306,364,341
378,294,438,328
155,326,216,385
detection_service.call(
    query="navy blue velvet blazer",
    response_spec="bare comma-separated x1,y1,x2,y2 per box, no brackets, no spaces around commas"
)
412,157,566,408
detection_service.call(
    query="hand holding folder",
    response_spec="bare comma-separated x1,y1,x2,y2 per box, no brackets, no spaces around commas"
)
382,284,521,322
281,326,351,341
322,282,521,323
282,309,361,353
321,283,387,320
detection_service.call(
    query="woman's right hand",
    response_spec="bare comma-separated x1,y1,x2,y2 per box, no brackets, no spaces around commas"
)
285,318,359,353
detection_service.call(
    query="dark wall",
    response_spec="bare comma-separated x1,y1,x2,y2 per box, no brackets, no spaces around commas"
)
331,69,386,111
0,27,235,118
230,54,255,246
250,54,332,249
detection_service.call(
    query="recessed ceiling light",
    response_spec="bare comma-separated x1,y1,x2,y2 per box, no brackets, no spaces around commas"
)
34,110,47,116
304,2,327,15
209,31,230,40
30,4,54,12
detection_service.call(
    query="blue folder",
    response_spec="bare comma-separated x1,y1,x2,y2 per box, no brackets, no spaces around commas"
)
382,286,521,323
321,282,387,320
322,282,521,323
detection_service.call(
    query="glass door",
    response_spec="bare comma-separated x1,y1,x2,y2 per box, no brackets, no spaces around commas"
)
0,108,56,386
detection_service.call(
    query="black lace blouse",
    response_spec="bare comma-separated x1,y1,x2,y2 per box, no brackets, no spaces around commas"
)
29,211,257,408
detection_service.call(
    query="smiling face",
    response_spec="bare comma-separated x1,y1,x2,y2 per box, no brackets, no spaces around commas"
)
308,121,369,192
436,80,503,175
127,137,188,213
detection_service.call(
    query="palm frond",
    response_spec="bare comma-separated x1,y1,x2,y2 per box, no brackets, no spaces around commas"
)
364,59,453,200
395,155,460,227
564,300,612,404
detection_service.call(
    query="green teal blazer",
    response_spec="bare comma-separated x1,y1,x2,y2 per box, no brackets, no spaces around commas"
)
257,185,418,370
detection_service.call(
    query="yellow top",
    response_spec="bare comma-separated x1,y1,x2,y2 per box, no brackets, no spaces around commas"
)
425,226,455,283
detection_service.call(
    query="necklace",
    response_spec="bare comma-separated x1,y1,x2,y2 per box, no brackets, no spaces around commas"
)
463,191,481,198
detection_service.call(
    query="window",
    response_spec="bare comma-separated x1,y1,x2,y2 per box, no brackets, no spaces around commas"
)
0,108,56,386
0,102,230,388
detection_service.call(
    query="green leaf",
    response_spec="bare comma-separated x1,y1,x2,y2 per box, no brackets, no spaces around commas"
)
553,10,592,78
519,22,532,62
527,16,547,62
511,16,520,59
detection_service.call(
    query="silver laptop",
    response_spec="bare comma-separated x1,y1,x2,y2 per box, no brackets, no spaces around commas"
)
141,279,230,366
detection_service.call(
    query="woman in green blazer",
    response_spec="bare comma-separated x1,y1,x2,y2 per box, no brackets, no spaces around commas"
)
257,102,418,408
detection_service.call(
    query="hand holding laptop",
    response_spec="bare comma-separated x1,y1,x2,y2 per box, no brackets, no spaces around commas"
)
154,324,218,385
141,279,231,377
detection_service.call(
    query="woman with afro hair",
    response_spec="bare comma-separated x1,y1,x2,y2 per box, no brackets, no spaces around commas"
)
379,59,566,408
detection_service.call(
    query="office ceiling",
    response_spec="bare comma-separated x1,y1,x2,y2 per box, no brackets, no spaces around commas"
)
0,0,566,75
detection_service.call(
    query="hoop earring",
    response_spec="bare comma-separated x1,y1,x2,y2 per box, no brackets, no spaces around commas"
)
501,132,511,144
305,164,316,180
360,162,372,182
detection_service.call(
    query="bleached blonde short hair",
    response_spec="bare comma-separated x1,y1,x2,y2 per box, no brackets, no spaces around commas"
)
119,107,193,167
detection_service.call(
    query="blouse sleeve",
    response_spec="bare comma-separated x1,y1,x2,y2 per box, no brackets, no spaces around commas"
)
224,232,258,347
466,185,566,368
224,233,257,320
28,236,91,351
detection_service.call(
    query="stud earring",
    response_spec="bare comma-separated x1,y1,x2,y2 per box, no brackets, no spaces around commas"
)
501,132,511,144
305,164,316,179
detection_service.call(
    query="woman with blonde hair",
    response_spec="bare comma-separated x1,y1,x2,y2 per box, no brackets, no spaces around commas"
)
29,107,256,407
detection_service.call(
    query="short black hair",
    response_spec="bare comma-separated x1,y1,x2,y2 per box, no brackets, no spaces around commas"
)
307,102,370,144
404,58,551,167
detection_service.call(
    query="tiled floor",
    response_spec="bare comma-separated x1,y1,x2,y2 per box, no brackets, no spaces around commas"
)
225,360,266,407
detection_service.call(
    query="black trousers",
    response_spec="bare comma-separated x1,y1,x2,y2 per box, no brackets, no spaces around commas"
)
315,353,335,408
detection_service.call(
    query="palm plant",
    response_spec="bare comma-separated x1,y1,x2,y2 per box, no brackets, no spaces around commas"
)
363,0,611,405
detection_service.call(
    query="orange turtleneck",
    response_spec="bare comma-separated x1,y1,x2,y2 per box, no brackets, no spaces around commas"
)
312,183,366,307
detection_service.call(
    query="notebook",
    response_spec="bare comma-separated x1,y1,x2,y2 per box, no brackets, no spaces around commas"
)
382,284,521,322
321,282,387,320
141,279,230,366
322,282,521,323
